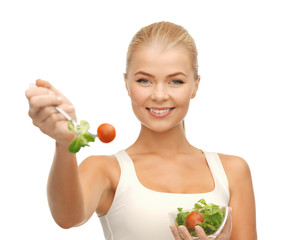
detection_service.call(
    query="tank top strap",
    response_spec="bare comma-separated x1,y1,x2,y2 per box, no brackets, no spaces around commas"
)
202,151,229,193
114,150,134,174
113,150,138,191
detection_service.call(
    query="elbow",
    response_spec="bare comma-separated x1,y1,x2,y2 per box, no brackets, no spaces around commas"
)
57,222,73,229
47,196,87,229
54,215,86,229
56,219,84,229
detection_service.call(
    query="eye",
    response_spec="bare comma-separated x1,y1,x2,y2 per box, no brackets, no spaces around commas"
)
171,79,185,85
136,78,150,84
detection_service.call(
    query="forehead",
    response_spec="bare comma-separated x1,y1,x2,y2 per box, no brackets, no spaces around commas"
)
129,45,192,76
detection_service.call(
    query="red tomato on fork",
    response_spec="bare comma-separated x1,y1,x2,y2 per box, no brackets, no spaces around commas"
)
97,123,116,143
186,211,204,230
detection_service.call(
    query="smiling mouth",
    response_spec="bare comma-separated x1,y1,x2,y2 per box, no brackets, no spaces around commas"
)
145,107,175,117
147,107,175,113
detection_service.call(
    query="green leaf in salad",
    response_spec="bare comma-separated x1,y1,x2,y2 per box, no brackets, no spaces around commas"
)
175,209,190,226
67,120,95,153
194,203,203,209
198,199,207,205
176,199,226,236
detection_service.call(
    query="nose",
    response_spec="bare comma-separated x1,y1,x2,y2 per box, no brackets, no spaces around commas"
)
151,83,169,102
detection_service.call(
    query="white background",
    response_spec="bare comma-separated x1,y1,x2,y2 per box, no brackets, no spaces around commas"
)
1,0,296,239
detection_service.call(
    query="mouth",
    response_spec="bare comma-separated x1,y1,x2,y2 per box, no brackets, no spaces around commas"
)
145,107,175,118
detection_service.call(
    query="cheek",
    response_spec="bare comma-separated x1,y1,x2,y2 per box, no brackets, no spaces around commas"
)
129,87,147,106
172,90,192,107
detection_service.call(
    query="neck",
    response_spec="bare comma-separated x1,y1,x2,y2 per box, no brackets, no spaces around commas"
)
129,123,193,156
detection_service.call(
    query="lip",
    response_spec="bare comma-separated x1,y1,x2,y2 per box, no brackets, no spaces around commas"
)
146,107,175,118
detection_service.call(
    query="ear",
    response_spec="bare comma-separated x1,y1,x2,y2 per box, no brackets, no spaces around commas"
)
191,75,200,99
123,73,130,96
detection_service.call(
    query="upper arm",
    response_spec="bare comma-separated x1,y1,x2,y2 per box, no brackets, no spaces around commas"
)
78,155,119,222
219,154,257,239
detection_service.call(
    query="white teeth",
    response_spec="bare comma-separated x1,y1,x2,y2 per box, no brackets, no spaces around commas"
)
150,108,170,114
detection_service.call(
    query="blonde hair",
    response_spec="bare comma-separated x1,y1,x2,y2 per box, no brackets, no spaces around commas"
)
126,21,198,79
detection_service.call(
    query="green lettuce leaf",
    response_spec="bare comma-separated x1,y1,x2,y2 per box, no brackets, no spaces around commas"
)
68,120,95,153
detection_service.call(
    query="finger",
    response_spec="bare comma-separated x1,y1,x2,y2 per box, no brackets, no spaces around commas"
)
36,79,64,96
30,104,76,128
170,225,183,240
29,94,62,116
31,106,57,126
25,86,55,100
37,112,69,135
53,104,76,121
38,115,77,143
195,226,208,240
39,112,67,126
178,225,194,240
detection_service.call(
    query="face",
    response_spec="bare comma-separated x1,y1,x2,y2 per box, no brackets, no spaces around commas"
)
125,45,199,133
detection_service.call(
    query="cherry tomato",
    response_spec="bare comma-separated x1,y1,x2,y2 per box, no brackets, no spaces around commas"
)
97,123,116,143
186,211,204,230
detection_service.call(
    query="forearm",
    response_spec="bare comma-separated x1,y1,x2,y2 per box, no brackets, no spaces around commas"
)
47,142,86,228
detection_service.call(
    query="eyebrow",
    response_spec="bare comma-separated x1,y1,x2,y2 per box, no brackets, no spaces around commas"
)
134,71,188,78
134,71,154,78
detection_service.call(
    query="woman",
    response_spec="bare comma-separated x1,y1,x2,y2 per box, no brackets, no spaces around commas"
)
25,21,257,239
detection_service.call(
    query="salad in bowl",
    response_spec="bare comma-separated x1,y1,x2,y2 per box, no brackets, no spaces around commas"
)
168,199,229,239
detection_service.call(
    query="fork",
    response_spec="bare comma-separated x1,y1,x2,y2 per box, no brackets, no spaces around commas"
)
55,106,97,138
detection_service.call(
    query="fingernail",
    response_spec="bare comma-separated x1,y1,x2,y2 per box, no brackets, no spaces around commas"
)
195,225,200,233
170,225,175,233
57,96,63,101
68,105,74,109
178,226,185,238
178,225,185,233
48,90,55,95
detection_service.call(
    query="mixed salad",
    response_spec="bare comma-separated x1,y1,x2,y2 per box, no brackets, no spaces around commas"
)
175,199,226,237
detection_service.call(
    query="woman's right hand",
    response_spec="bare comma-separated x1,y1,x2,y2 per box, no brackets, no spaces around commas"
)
25,79,77,146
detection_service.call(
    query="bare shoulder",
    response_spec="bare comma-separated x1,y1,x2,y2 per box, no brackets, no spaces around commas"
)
79,155,120,181
78,155,121,216
218,153,252,184
80,154,118,167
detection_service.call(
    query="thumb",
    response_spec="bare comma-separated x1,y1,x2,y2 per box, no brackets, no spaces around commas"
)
36,79,52,88
36,79,63,96
195,226,208,240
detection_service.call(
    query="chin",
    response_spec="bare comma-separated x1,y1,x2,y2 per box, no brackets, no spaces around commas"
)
141,122,182,134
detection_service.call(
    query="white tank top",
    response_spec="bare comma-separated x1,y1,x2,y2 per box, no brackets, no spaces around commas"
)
99,150,230,240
